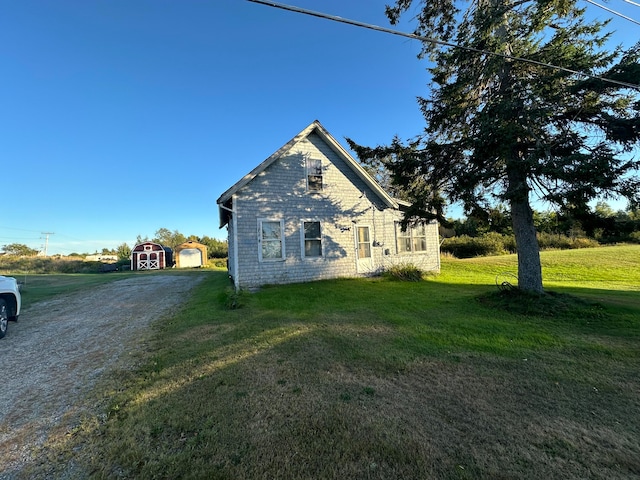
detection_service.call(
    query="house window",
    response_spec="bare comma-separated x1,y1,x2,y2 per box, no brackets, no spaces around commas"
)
397,224,427,253
302,221,322,258
259,219,284,261
306,157,323,191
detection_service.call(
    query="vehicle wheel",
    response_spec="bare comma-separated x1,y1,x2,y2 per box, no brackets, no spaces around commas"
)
0,299,8,339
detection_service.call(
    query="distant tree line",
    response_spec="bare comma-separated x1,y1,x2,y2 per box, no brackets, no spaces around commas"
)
440,203,640,257
446,203,640,242
1,228,228,261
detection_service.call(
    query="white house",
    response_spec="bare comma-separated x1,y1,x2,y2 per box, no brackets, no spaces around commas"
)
217,120,440,290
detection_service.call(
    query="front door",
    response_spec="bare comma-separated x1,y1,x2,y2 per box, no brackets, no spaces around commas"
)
355,225,374,273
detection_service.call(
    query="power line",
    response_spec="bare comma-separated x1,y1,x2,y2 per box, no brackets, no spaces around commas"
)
0,225,43,233
621,0,640,7
248,0,640,91
585,0,640,25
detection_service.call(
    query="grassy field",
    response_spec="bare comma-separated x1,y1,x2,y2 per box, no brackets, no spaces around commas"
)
15,273,135,309
15,270,206,309
23,246,640,479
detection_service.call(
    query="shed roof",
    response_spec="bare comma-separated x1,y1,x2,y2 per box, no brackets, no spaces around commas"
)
175,240,207,252
216,120,398,227
132,241,165,252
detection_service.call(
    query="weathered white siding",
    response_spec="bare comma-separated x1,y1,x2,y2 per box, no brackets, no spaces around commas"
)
229,132,439,289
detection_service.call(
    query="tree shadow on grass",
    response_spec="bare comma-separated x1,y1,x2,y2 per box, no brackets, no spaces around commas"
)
478,289,608,320
475,288,640,339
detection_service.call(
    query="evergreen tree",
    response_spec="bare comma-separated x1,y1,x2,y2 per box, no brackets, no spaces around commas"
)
349,0,640,292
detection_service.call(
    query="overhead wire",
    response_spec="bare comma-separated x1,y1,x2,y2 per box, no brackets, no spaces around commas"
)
584,0,640,25
247,0,640,91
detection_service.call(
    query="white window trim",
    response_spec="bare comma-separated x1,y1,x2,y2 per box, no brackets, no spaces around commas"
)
258,218,285,262
396,223,428,254
305,157,323,192
300,220,324,259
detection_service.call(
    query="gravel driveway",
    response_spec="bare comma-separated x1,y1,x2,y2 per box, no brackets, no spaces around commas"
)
0,274,205,479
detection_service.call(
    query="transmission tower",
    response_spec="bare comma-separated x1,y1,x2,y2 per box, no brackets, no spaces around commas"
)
41,232,55,256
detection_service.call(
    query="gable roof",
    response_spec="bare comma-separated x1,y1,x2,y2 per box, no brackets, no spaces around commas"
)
216,120,398,212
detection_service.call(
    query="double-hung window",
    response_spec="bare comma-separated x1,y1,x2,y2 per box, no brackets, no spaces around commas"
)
302,221,322,258
305,157,323,192
259,219,284,261
397,223,427,253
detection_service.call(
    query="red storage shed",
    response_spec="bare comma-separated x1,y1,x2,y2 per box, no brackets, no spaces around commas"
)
131,242,168,271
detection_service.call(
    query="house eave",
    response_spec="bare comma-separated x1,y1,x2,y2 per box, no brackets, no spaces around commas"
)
218,199,233,228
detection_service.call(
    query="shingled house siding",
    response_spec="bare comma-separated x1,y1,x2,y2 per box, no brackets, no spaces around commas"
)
218,121,440,290
230,132,439,289
233,133,360,287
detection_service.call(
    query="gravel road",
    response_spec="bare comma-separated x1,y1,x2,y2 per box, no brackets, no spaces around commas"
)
0,274,205,479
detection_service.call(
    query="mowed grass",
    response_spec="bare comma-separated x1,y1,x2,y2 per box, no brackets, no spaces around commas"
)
26,246,640,479
15,269,215,309
16,273,136,309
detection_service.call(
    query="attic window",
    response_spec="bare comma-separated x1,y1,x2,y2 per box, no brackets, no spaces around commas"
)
306,157,323,191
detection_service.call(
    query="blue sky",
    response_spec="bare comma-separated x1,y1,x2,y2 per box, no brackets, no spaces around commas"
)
1,0,638,255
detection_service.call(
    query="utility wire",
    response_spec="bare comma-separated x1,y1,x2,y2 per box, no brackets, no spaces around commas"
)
0,225,43,233
585,0,640,25
248,0,640,90
621,0,640,7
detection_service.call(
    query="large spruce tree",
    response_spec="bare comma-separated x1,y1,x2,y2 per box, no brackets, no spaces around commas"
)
349,0,640,292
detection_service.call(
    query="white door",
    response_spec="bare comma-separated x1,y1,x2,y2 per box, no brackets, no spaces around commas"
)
137,253,149,270
355,225,374,273
179,248,202,268
137,252,159,270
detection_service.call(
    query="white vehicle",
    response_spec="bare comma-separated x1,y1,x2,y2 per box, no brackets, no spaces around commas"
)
0,275,21,339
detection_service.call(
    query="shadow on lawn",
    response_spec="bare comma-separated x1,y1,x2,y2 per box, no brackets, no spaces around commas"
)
18,270,640,479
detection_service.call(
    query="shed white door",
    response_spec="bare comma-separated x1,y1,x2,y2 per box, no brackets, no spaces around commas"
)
137,253,149,270
137,252,159,270
355,225,374,273
179,248,203,268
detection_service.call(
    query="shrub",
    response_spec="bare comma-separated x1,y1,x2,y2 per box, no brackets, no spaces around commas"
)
210,258,227,268
219,286,246,309
442,232,601,258
383,263,424,281
537,233,599,250
441,233,511,258
0,256,107,274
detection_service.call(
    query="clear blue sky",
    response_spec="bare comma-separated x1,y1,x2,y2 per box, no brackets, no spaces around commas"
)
1,0,638,255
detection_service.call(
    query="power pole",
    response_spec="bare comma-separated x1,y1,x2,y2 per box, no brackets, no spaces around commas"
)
41,232,55,256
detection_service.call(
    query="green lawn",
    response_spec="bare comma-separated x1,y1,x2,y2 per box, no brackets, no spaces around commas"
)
26,246,640,479
16,273,136,308
16,269,205,309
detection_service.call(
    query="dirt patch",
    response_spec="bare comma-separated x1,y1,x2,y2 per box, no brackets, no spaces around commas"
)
0,274,205,479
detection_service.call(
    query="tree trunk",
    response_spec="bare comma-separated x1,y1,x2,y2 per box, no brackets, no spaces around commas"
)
491,1,543,293
508,169,544,293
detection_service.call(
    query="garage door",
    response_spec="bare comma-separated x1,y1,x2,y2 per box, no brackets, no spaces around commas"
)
178,248,203,268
